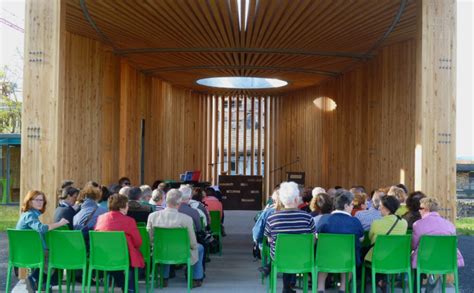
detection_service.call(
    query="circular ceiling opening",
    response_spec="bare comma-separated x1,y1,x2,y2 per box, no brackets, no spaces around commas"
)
196,77,288,89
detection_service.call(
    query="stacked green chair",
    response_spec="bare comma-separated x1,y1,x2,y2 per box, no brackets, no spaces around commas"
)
88,231,130,292
151,227,193,292
6,229,45,292
416,235,459,293
315,233,357,293
361,234,412,293
46,230,87,293
137,226,151,293
270,233,316,293
209,210,222,255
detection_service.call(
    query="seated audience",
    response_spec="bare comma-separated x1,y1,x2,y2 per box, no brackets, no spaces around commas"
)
139,185,154,208
252,188,279,248
178,185,202,232
355,190,383,231
54,186,79,230
411,197,464,268
127,187,153,223
149,188,165,211
189,188,210,227
311,187,326,199
147,189,205,288
388,186,408,217
98,186,111,210
264,182,316,293
95,194,144,292
351,191,367,216
118,177,131,187
317,190,364,293
365,195,407,262
403,191,426,229
298,188,313,213
17,190,69,291
309,192,333,229
203,187,224,221
73,182,107,239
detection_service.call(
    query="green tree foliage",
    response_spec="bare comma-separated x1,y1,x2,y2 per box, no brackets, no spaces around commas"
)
0,67,22,133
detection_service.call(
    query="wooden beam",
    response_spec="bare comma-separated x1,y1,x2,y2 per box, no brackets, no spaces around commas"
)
415,0,456,221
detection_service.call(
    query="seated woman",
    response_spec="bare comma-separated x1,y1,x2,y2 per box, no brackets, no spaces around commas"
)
54,186,79,230
252,188,280,249
411,197,464,268
309,192,333,229
403,191,426,229
95,194,144,292
16,190,69,291
189,188,210,228
73,182,107,243
316,190,364,293
351,191,367,216
388,186,408,217
365,195,408,262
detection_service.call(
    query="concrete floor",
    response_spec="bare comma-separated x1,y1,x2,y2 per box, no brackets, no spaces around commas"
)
6,210,465,292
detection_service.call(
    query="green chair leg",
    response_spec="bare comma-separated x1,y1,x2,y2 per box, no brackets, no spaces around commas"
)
124,269,129,293
372,270,377,293
38,268,44,293
95,270,99,293
442,274,446,293
361,265,366,293
5,265,12,293
104,271,109,293
81,267,86,293
87,267,93,293
134,268,139,293
46,267,53,293
187,261,192,293
303,273,308,293
416,272,421,293
352,269,357,293
455,270,459,293
391,274,395,293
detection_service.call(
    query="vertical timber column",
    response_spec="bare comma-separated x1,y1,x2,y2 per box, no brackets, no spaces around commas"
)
415,0,456,221
21,0,66,223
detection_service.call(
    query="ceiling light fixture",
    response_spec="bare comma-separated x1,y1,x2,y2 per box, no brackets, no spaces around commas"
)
313,97,337,111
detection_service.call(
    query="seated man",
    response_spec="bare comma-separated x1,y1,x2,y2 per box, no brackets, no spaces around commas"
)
264,182,316,293
355,189,383,231
147,189,205,288
178,185,201,232
127,187,153,223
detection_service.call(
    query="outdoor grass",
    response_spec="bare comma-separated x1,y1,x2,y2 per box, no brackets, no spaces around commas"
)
456,217,474,236
0,205,19,232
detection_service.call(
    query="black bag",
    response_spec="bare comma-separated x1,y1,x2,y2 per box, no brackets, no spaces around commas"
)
252,241,261,260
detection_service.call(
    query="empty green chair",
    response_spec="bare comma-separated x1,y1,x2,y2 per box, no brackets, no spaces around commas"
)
46,230,87,293
138,226,151,293
270,233,315,293
361,234,413,293
151,227,192,292
88,231,130,293
416,235,459,293
209,210,222,255
6,229,45,293
315,233,357,293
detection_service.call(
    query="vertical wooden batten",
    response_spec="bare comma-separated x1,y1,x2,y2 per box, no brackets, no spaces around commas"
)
415,0,456,221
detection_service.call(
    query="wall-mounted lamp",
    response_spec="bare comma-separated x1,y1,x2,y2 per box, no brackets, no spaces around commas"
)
313,97,337,111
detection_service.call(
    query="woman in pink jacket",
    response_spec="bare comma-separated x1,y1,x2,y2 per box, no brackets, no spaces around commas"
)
95,194,144,292
411,196,464,268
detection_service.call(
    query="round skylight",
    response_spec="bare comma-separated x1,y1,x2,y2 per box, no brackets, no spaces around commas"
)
196,77,288,89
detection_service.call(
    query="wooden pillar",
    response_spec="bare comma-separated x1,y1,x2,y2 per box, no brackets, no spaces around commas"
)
21,0,66,223
415,0,456,221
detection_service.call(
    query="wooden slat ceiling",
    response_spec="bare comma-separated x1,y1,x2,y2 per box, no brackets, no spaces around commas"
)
66,0,417,95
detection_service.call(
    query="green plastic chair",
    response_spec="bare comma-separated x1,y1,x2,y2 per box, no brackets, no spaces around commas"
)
88,231,130,293
6,229,45,293
138,226,151,293
315,233,356,293
270,233,315,293
46,230,87,293
361,234,413,293
416,235,459,293
137,222,147,227
261,236,270,284
151,227,192,292
209,210,222,255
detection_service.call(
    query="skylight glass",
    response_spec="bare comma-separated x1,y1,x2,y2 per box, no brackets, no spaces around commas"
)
196,77,288,89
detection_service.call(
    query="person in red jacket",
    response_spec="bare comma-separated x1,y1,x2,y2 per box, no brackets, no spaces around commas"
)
95,193,144,292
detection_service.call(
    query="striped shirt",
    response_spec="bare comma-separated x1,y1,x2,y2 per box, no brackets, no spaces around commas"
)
355,207,382,231
264,209,316,258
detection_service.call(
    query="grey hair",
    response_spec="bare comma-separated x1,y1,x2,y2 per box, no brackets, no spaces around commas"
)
166,189,182,207
151,189,164,202
179,184,192,201
278,181,300,207
372,191,385,209
334,189,354,210
140,185,152,198
119,186,131,197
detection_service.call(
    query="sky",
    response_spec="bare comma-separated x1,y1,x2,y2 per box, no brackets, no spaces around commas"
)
0,0,473,158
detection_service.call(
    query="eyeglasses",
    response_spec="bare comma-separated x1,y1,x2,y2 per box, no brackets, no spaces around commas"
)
32,199,45,203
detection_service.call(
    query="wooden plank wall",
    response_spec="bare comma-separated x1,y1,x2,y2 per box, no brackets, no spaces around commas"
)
276,39,417,193
415,0,456,221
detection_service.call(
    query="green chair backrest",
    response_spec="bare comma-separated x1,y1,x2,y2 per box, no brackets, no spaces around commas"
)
417,235,457,273
209,211,221,233
153,227,190,264
48,230,86,269
137,222,147,227
55,225,70,230
406,228,413,235
316,233,355,272
274,233,314,273
372,235,411,273
7,229,44,268
138,226,150,264
89,231,129,271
